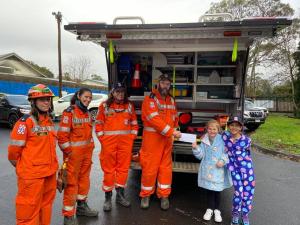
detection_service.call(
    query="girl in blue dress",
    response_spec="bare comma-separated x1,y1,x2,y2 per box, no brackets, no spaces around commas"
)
192,120,232,223
222,116,255,225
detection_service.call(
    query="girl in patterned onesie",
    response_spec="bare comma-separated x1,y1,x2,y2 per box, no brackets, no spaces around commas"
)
222,116,255,225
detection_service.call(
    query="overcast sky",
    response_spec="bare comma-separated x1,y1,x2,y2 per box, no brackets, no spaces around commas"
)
0,0,299,81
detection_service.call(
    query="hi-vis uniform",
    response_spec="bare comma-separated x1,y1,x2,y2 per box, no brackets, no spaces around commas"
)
57,105,95,217
95,101,138,192
140,89,179,198
8,114,58,225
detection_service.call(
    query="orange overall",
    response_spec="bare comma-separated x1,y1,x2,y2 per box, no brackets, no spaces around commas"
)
139,90,178,198
8,114,58,225
57,105,95,216
95,101,138,192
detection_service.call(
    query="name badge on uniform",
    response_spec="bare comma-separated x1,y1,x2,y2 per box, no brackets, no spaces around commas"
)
37,131,48,136
74,123,82,127
63,116,69,124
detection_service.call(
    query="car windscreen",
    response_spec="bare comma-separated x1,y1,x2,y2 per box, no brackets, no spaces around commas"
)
245,101,255,110
7,95,30,105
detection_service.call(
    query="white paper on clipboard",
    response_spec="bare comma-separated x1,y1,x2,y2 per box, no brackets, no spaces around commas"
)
178,133,197,143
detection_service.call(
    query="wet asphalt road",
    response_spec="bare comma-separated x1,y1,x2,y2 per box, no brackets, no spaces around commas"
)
0,123,300,225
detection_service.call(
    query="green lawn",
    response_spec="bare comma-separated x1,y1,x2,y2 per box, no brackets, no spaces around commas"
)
251,114,300,155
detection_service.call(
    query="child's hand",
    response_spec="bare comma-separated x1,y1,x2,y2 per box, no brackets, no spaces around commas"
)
216,160,225,168
192,142,197,149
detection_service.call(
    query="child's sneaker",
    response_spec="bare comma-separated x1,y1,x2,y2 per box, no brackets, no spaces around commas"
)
231,214,239,225
214,209,222,223
203,208,213,221
242,215,250,225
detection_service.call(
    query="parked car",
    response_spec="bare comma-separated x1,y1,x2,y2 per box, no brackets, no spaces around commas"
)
245,98,269,116
53,93,108,120
244,100,266,131
0,94,31,128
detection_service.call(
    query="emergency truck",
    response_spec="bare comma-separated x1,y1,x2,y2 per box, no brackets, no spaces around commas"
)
64,14,292,173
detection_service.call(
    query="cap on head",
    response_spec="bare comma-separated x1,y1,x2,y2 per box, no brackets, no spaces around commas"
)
158,74,172,82
112,82,125,92
28,84,55,100
227,116,243,126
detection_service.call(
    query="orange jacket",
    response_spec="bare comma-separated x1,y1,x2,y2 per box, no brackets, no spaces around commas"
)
8,114,58,179
95,101,138,139
142,89,179,137
57,105,94,153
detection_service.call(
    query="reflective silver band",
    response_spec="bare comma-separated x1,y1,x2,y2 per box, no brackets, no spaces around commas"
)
70,140,91,147
77,194,87,200
58,127,70,132
60,142,70,149
141,185,153,191
103,130,132,135
157,182,171,189
161,125,171,135
96,131,104,137
63,206,74,211
131,130,138,135
143,126,156,132
9,139,26,147
146,112,159,121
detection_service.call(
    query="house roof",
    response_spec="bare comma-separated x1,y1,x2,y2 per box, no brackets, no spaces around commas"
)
0,52,47,77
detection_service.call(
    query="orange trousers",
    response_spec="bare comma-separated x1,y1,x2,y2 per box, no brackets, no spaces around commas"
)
139,131,173,198
99,135,134,192
16,174,56,225
63,147,93,216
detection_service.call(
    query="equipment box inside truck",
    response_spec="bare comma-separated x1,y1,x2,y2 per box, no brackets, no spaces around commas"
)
65,14,292,173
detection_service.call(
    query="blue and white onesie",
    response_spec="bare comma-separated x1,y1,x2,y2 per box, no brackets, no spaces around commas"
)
222,131,255,217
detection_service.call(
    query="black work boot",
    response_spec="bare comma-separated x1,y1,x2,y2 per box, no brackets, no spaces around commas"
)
140,196,150,209
116,187,131,207
76,200,99,217
63,215,78,225
103,191,112,212
160,197,169,210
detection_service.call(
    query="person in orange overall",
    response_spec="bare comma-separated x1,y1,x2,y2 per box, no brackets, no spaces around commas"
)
8,84,58,225
57,88,98,225
95,82,138,212
140,74,181,210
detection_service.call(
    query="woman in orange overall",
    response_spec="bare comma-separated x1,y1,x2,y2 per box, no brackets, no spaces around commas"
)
95,82,139,212
57,88,98,225
8,84,58,225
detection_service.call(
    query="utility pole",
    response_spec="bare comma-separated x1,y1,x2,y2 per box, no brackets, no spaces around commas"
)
52,11,63,97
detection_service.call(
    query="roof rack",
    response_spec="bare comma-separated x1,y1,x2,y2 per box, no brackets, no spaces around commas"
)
113,16,145,25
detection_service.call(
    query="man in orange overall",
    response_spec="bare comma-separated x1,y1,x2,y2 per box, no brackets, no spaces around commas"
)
140,74,181,210
57,88,98,225
8,84,58,225
95,82,138,212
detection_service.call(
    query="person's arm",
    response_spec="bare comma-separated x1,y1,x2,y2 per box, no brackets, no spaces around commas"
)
129,103,139,138
95,103,106,141
8,119,28,167
217,143,229,168
192,142,205,160
57,110,73,154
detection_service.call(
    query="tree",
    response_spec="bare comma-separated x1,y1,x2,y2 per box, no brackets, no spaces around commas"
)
267,19,300,113
207,0,295,97
64,56,92,82
91,74,105,81
27,61,54,78
293,42,300,117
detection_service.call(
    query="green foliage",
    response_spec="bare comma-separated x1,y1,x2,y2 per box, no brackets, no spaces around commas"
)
27,61,54,78
293,42,300,117
91,74,105,81
251,114,300,154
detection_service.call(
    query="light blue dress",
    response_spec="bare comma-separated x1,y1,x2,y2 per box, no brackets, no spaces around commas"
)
192,133,232,191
